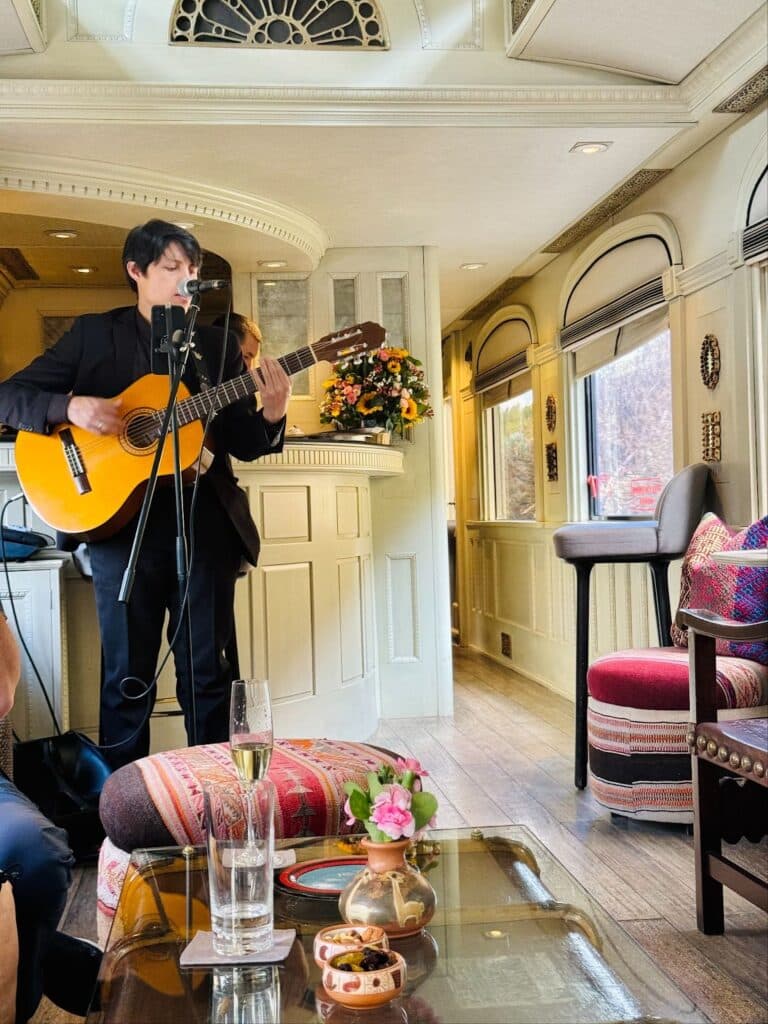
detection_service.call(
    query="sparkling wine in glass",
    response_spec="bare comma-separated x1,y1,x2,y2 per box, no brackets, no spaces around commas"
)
230,679,274,785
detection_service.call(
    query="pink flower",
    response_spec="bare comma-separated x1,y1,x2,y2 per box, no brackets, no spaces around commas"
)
343,795,357,828
395,758,429,778
370,784,415,840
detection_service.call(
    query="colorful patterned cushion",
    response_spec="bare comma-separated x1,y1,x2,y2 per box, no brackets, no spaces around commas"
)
100,737,399,852
587,647,768,710
670,513,768,662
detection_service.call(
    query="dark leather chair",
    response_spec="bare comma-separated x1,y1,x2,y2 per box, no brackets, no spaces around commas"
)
553,464,710,788
679,607,768,934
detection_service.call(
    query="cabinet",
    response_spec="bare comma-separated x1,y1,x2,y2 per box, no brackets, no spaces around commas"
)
1,557,68,741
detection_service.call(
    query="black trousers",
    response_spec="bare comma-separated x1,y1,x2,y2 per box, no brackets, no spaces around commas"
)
0,773,74,1023
89,484,244,769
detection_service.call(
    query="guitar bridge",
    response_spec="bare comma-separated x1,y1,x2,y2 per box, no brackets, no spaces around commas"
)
60,428,92,495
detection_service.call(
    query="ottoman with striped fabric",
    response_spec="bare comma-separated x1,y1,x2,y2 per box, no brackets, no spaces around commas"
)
97,737,400,942
587,648,767,822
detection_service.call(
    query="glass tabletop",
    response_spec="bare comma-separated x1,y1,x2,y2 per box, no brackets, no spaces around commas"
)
86,825,704,1023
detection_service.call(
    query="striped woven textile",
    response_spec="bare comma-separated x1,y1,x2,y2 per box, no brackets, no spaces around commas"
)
588,649,768,822
97,737,400,941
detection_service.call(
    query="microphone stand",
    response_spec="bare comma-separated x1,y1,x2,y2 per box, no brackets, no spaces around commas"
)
118,300,200,746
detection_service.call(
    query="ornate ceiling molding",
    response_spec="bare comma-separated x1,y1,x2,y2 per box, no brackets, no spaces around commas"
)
680,9,768,112
0,79,688,127
713,64,768,114
0,151,328,266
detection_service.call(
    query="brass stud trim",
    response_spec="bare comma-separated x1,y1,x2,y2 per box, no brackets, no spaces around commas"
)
697,735,709,752
741,756,753,773
729,752,741,768
686,731,696,747
717,745,729,762
706,740,718,757
754,761,765,777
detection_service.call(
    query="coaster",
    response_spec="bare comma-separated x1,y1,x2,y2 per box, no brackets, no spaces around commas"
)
180,928,296,968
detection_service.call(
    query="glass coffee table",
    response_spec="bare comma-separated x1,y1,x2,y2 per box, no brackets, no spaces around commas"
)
87,826,704,1023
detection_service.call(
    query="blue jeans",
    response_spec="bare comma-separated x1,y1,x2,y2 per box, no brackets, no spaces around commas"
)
0,772,74,1023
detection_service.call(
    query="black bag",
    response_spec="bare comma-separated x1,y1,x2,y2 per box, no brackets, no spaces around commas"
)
0,526,54,561
13,731,112,859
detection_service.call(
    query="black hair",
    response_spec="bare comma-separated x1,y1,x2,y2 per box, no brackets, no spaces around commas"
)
122,219,202,293
212,312,248,342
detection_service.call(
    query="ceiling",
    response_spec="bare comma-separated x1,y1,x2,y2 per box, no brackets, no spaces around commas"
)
0,0,765,328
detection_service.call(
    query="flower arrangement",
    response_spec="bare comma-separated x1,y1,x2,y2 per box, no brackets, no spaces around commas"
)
320,346,433,435
343,759,438,843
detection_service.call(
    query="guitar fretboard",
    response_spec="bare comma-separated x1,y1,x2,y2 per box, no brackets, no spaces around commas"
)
172,343,317,427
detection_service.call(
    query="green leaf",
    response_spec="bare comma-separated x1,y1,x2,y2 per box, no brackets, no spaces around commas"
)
410,791,438,831
348,789,372,822
343,781,365,799
366,771,384,798
365,822,391,843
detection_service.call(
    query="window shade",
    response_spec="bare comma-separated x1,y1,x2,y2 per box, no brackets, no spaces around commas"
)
481,369,532,410
474,318,531,394
574,307,669,379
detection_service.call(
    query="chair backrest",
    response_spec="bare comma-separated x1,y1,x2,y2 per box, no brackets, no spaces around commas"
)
655,463,710,556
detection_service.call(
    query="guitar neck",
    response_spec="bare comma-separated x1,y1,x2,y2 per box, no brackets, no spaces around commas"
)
175,344,316,426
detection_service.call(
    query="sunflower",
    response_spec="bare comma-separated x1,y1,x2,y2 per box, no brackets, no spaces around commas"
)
401,397,419,421
387,359,401,373
356,392,384,416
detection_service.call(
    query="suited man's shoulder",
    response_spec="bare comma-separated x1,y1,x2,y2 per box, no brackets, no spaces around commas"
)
75,305,136,334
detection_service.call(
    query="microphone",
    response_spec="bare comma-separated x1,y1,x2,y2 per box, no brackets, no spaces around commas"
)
176,277,229,297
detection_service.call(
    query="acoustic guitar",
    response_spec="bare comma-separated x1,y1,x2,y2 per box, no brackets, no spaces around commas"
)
14,321,385,540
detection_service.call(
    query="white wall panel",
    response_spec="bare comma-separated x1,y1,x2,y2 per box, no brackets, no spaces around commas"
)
263,562,314,702
385,553,420,662
338,557,364,683
336,487,360,539
261,486,310,542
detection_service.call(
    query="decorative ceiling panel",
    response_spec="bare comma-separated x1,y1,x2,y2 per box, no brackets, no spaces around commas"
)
66,0,137,42
170,0,389,48
413,0,483,51
506,0,765,85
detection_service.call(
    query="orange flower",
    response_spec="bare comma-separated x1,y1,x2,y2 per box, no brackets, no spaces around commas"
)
387,359,401,373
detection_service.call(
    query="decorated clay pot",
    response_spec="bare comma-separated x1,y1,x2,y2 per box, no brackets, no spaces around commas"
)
313,923,389,968
338,838,436,938
322,950,406,1010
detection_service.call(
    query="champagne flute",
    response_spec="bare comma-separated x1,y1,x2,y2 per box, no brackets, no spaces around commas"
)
230,679,274,785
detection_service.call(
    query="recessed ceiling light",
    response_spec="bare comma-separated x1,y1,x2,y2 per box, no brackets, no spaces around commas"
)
261,281,277,287
46,229,78,240
71,266,96,274
460,262,487,271
570,141,612,155
174,222,196,230
258,260,287,269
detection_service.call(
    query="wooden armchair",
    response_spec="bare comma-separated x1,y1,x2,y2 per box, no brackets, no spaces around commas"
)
678,608,768,934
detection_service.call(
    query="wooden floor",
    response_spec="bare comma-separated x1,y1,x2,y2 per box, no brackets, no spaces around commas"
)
35,647,768,1024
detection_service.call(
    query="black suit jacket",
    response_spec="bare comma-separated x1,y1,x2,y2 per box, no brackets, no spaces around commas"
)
0,305,283,565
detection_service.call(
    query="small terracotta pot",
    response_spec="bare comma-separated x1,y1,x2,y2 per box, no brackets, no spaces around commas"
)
322,950,406,1010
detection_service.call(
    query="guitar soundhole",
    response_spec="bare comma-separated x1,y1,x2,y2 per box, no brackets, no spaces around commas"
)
122,412,160,453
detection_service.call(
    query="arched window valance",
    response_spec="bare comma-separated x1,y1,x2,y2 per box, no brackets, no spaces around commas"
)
474,316,532,396
743,165,768,263
560,234,672,351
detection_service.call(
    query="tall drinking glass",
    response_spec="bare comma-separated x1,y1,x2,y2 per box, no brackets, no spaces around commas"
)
203,778,276,955
230,679,273,785
211,965,281,1024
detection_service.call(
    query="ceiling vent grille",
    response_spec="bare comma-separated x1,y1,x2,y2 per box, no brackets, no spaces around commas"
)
713,65,768,114
542,170,671,254
170,0,388,48
742,217,768,263
560,277,665,351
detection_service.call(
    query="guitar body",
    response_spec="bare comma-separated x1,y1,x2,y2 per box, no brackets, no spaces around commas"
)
15,375,207,540
13,319,386,540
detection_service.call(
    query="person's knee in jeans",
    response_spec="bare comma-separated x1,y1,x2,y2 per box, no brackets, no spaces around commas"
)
0,777,73,1022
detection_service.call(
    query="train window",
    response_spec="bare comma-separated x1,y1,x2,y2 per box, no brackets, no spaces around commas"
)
584,326,673,518
487,388,535,520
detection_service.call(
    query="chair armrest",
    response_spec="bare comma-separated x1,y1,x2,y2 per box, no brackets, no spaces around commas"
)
676,608,768,642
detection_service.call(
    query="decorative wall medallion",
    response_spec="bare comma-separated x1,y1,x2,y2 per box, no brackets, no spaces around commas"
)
545,394,557,433
545,442,558,482
700,334,721,390
701,411,721,462
171,0,389,48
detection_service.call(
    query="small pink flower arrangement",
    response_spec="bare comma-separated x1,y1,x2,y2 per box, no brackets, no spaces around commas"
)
343,759,438,843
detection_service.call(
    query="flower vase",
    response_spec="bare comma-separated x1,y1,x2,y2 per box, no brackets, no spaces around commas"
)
338,838,436,938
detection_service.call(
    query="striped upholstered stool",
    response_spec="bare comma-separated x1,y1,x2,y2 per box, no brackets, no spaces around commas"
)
96,737,400,942
587,648,767,822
